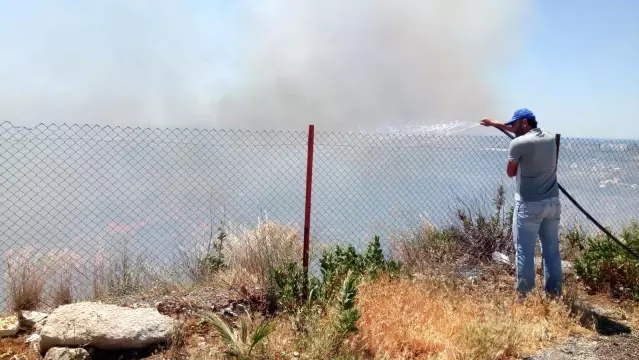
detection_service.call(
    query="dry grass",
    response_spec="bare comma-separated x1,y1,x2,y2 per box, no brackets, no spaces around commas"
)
151,212,591,360
5,256,48,311
46,253,79,307
266,311,351,359
4,248,87,310
171,273,585,360
353,275,584,360
223,220,303,288
389,217,459,274
92,243,151,299
164,318,188,360
392,187,515,276
50,271,74,307
390,217,514,277
0,335,41,360
145,266,639,360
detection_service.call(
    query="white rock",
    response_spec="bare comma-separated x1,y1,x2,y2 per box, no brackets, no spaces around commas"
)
43,347,91,360
20,310,49,331
39,302,176,352
562,261,575,276
0,314,20,337
26,333,42,343
492,252,511,266
26,333,42,352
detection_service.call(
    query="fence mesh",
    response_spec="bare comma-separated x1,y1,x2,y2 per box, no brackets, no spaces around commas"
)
1,121,638,311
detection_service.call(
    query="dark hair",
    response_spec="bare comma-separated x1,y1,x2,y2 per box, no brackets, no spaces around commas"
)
526,118,538,128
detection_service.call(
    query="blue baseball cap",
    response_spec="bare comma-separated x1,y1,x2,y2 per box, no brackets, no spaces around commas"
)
505,108,536,125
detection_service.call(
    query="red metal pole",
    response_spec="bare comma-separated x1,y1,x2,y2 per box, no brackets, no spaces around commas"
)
303,124,315,290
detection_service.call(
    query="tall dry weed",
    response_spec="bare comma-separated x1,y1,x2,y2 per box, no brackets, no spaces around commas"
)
390,216,459,273
50,271,74,307
45,250,82,307
91,240,151,298
4,250,49,311
223,220,303,288
392,186,514,275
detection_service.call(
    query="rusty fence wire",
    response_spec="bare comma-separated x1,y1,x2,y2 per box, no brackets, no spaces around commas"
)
1,121,638,311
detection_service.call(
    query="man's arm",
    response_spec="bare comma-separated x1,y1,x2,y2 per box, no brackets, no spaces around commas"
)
507,140,522,178
480,118,516,134
480,117,521,176
506,161,518,178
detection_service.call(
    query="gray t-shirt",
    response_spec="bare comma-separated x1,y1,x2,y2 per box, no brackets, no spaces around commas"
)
508,128,559,202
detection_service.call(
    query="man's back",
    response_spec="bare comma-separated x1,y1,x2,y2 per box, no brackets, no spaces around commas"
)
508,128,559,202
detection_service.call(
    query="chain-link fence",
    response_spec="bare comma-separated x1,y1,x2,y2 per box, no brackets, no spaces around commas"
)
1,121,638,311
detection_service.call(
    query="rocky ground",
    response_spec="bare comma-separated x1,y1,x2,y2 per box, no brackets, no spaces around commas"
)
0,285,268,360
526,296,639,360
529,333,639,360
2,283,639,359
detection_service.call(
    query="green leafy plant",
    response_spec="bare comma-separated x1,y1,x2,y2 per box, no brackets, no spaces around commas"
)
199,310,275,360
258,236,400,359
334,270,360,336
573,222,639,300
267,236,400,316
561,225,588,260
267,262,318,313
362,236,402,277
196,225,228,278
318,236,401,303
264,235,399,355
179,223,229,284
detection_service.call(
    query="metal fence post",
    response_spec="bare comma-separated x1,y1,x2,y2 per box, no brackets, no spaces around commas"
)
542,134,561,277
555,134,561,162
303,124,315,296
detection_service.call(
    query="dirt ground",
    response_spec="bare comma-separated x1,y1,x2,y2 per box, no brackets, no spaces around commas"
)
3,330,639,360
2,283,639,360
529,333,639,360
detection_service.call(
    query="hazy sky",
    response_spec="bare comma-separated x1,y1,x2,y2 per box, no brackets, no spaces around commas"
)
495,0,639,140
0,0,637,139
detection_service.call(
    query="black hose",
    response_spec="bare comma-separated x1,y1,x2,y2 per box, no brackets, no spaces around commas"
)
496,127,639,261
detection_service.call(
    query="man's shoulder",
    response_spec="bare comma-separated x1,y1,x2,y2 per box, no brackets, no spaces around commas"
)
537,128,554,137
520,128,553,143
511,132,535,145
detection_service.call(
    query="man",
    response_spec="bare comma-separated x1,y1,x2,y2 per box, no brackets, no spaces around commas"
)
480,108,562,300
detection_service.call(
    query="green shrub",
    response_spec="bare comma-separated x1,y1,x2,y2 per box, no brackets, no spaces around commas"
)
318,236,401,304
362,236,402,276
573,222,639,300
265,235,400,355
334,270,360,337
320,236,400,282
181,225,228,283
196,226,228,276
561,225,588,261
267,262,319,313
267,235,400,315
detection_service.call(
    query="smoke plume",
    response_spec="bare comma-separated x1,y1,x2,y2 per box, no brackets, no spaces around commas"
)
0,1,531,131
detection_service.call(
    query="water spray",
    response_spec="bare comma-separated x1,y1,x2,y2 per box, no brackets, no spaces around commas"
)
386,121,480,135
494,127,639,262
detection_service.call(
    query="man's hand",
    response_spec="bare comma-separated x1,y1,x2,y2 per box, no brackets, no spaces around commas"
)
480,118,496,127
481,118,515,134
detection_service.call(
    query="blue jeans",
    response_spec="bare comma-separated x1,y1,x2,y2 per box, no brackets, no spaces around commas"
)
513,197,562,297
